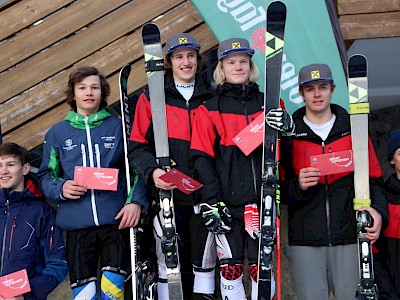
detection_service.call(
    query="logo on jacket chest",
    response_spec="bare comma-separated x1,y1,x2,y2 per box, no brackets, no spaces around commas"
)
101,136,116,149
63,139,77,151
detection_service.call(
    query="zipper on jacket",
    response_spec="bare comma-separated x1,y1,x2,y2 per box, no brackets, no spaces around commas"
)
186,100,192,137
84,117,100,227
241,86,258,198
1,199,10,275
322,141,332,245
8,217,16,253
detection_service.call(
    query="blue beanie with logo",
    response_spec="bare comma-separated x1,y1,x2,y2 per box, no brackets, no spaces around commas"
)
388,129,400,161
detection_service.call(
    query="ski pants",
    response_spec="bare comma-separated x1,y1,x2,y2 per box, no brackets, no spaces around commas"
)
66,225,128,299
154,203,217,297
289,244,359,300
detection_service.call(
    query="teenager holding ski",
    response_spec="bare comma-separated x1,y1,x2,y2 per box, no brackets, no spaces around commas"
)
128,33,216,299
190,38,293,300
0,142,67,300
280,63,388,300
38,66,145,299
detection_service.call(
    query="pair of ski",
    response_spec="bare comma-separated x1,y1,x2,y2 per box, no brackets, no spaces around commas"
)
119,23,183,299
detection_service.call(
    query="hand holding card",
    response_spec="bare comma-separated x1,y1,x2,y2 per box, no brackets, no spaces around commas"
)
158,168,203,195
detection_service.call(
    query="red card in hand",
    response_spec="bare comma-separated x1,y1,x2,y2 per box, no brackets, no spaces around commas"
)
0,269,31,298
310,150,354,176
74,166,119,191
233,112,264,156
159,168,203,195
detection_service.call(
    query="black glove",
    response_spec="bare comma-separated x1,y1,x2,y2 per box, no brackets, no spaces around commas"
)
200,202,232,234
265,108,295,135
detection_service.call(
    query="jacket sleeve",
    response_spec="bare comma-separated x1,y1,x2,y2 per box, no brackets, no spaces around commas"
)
25,206,68,299
190,105,221,205
280,135,313,205
126,170,149,212
37,128,65,202
368,138,389,226
128,93,160,185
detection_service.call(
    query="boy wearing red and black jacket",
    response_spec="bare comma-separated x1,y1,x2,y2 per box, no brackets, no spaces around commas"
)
128,33,216,299
280,63,388,300
0,142,67,300
373,129,400,299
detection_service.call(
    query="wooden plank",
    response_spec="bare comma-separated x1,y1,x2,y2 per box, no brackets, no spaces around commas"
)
0,0,74,41
337,0,400,15
339,11,400,39
0,0,131,73
3,24,218,151
0,1,202,133
0,0,185,103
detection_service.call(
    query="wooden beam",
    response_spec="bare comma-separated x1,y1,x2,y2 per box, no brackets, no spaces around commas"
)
0,0,131,73
339,11,400,39
0,1,203,134
337,0,400,15
0,0,75,41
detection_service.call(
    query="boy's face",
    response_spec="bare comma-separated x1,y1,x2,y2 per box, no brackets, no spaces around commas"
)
0,155,30,192
221,52,251,85
170,47,198,84
300,81,334,115
390,148,400,176
74,75,102,116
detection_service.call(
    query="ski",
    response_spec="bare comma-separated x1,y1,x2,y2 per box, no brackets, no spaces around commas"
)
348,54,378,299
118,64,139,299
119,65,157,300
257,2,286,300
141,23,183,299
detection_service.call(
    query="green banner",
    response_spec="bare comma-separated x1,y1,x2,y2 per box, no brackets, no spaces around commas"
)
191,0,348,113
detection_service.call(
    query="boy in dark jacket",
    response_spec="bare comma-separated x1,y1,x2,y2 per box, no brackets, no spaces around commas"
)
280,63,388,300
0,142,67,299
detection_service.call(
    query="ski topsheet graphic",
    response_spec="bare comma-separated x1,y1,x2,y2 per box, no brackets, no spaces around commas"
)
257,2,286,300
142,23,183,299
348,54,378,299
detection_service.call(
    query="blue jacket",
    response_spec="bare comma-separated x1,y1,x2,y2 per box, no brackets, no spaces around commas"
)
0,189,67,299
38,108,146,230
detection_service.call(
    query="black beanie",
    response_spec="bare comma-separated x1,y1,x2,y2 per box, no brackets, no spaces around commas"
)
388,129,400,161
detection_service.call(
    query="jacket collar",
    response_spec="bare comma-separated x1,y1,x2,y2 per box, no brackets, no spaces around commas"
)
65,107,111,129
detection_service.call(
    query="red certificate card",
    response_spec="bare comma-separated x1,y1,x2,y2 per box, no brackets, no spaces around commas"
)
74,166,119,191
0,269,31,298
310,150,354,176
159,168,203,195
233,113,264,156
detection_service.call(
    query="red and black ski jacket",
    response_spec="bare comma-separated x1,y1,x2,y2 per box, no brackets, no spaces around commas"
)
128,73,213,206
190,83,264,208
280,104,388,246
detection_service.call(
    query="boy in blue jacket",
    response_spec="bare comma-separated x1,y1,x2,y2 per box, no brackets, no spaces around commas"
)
38,66,146,299
0,142,67,299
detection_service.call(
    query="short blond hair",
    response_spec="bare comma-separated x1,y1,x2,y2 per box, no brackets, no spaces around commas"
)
213,58,260,86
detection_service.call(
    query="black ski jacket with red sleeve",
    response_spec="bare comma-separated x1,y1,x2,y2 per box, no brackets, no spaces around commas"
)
280,104,388,246
190,83,264,208
128,73,212,206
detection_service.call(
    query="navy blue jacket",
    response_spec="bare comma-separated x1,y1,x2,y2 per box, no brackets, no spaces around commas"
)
0,189,67,299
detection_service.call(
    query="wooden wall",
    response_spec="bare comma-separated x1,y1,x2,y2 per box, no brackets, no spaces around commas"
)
0,0,399,154
0,0,217,152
